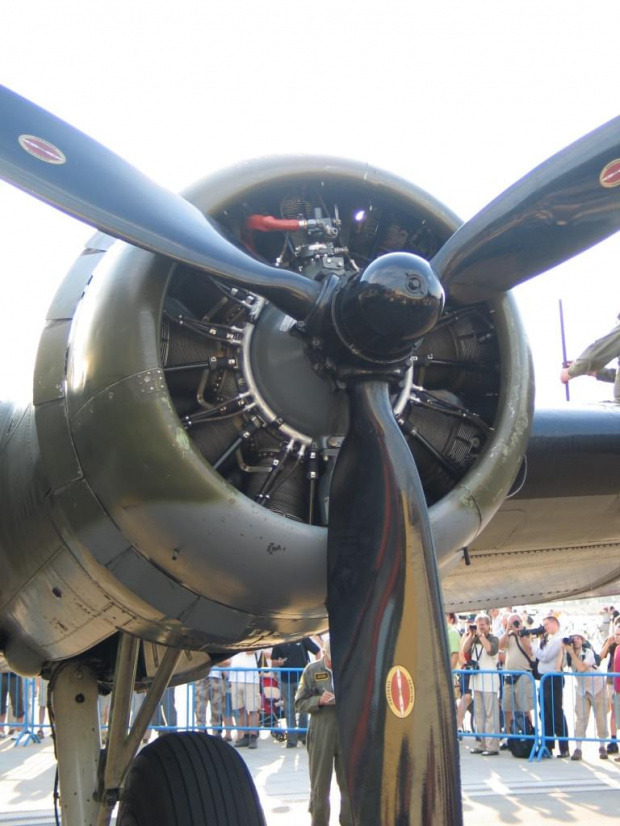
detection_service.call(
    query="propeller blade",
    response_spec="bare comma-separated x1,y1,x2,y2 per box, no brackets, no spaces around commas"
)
432,115,620,303
327,380,461,825
0,86,319,319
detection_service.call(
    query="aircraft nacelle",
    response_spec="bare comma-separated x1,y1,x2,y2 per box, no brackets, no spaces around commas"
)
0,156,533,683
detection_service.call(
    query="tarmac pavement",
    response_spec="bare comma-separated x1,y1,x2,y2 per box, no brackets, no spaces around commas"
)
0,731,619,825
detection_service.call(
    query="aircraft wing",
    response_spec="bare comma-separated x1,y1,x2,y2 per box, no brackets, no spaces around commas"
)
442,404,620,610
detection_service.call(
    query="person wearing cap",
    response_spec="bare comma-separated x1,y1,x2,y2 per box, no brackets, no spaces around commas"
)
294,639,353,826
560,314,620,402
563,631,608,761
534,613,569,757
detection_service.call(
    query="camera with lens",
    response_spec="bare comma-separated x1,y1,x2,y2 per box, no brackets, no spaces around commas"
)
468,624,477,632
517,623,545,638
462,661,479,671
562,637,572,645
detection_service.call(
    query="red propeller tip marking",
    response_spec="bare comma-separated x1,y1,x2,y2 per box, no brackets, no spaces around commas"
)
18,135,66,165
386,666,415,718
600,159,620,188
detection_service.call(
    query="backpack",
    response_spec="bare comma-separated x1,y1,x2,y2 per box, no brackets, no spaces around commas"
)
583,640,602,667
508,711,534,759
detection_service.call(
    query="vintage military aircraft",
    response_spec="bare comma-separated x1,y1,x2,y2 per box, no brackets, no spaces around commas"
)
0,84,619,825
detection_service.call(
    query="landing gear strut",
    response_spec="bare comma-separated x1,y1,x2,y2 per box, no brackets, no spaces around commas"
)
51,634,264,825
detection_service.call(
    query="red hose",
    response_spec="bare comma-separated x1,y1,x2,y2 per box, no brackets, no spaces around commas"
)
244,214,302,233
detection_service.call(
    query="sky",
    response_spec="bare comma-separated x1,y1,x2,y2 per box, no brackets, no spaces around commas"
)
1,1,619,406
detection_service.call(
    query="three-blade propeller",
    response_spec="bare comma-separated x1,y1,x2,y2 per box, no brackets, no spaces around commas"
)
1,84,619,825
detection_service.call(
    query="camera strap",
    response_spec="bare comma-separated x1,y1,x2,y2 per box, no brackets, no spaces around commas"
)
514,635,537,672
471,642,483,665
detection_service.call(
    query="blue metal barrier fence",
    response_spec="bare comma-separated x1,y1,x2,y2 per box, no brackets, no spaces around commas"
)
6,667,620,758
536,670,620,761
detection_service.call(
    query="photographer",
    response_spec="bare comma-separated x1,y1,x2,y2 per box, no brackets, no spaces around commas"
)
563,632,608,761
461,613,500,756
534,613,569,758
499,613,535,736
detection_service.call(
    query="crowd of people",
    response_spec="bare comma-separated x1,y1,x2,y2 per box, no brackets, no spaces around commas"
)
188,638,323,750
450,606,620,761
4,603,619,824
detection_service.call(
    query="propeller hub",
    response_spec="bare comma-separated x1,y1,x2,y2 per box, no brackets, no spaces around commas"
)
335,252,445,363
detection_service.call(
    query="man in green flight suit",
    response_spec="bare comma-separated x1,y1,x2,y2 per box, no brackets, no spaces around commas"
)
294,639,353,826
561,314,620,402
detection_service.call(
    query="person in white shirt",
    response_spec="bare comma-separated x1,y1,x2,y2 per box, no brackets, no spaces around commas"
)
563,631,608,761
534,613,569,758
229,651,261,749
461,613,500,756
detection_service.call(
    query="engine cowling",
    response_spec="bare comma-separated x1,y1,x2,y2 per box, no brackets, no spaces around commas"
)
0,156,533,678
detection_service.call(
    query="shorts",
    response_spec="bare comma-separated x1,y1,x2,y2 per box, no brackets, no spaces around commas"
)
502,672,534,713
38,678,48,708
459,672,471,696
231,681,261,713
613,692,620,728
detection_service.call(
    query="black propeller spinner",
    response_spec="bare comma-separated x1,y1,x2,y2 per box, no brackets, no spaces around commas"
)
333,252,445,362
1,84,620,825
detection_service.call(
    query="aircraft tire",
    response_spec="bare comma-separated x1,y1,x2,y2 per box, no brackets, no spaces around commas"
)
117,732,266,825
